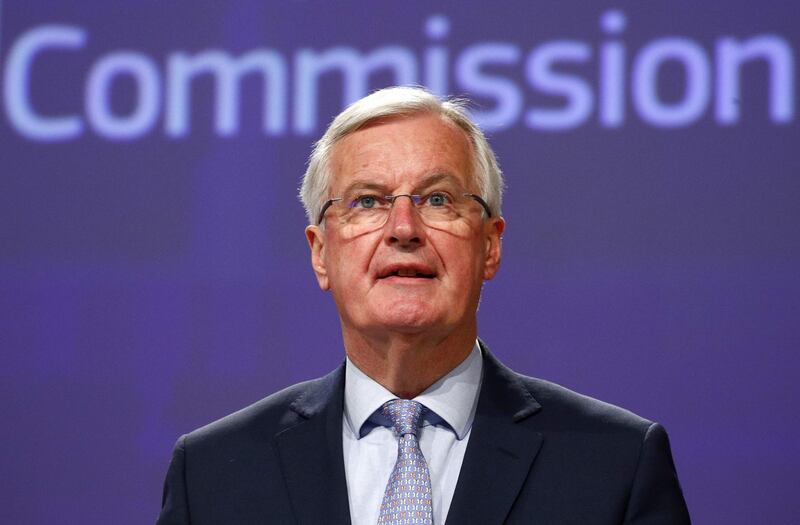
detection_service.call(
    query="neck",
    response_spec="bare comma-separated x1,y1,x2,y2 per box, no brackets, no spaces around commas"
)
342,322,477,398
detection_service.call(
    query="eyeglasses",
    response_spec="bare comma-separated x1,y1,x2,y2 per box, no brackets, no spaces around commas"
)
317,190,492,227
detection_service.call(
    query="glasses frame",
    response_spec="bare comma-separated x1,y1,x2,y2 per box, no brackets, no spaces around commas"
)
316,192,492,225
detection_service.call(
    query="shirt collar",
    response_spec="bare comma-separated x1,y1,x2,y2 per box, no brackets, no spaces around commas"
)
343,341,483,441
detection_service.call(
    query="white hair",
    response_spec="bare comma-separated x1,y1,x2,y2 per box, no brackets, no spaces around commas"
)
299,86,504,224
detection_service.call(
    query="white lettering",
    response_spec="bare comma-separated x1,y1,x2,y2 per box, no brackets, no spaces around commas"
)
526,41,593,130
86,51,160,139
1,12,796,142
633,38,710,127
165,49,287,137
716,35,794,124
293,46,417,134
456,43,522,131
424,15,450,97
599,10,627,127
3,25,85,141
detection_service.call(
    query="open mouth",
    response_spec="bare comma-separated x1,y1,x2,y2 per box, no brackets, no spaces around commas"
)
378,266,437,279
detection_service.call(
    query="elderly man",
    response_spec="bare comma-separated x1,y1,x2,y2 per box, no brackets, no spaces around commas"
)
157,87,690,524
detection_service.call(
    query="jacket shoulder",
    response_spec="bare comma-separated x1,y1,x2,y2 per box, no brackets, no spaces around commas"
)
519,372,654,435
479,341,654,435
183,364,344,449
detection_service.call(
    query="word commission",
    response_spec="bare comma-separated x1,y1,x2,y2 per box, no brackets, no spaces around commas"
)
2,11,795,141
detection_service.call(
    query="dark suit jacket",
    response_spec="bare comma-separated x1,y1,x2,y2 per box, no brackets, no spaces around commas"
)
157,342,690,524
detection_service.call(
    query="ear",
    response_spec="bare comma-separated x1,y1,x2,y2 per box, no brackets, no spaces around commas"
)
305,225,330,290
483,216,505,281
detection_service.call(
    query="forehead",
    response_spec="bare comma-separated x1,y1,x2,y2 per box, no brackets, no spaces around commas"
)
328,113,474,192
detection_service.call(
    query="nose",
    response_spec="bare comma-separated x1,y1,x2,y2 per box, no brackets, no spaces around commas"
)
383,195,426,248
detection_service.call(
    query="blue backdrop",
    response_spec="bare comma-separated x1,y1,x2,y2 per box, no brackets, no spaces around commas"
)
1,1,798,523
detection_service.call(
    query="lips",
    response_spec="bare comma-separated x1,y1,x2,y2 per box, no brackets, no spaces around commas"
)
377,264,437,279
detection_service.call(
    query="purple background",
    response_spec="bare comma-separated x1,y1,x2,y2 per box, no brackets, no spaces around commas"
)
1,1,798,523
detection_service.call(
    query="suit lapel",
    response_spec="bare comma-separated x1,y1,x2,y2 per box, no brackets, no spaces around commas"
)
446,343,543,525
273,364,352,525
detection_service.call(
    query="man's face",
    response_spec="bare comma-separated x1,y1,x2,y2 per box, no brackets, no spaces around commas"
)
306,113,504,340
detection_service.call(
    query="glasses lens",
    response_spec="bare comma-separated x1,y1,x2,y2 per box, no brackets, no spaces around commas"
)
338,191,388,226
329,189,485,232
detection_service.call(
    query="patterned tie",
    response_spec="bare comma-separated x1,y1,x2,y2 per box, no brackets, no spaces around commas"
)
377,399,433,525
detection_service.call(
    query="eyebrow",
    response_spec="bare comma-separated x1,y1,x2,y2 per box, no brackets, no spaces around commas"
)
336,172,463,196
417,172,460,190
337,181,387,195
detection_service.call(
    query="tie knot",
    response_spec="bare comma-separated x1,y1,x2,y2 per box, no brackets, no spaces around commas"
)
381,399,423,437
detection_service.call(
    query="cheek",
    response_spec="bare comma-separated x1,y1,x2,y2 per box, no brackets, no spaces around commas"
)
325,237,372,287
321,239,346,287
436,237,486,284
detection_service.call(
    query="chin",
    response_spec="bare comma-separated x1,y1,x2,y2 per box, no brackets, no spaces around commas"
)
373,301,443,332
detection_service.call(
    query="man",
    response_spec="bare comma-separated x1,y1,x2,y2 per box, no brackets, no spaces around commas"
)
157,86,690,524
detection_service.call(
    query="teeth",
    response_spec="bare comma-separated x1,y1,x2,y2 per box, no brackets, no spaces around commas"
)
397,269,417,277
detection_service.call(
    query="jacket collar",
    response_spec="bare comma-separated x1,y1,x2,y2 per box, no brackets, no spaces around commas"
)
445,340,544,524
274,340,544,525
273,363,352,525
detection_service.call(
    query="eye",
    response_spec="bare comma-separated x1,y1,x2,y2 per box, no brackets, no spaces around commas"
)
426,192,452,207
351,195,380,209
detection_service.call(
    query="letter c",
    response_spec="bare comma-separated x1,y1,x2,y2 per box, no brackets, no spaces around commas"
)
3,25,86,141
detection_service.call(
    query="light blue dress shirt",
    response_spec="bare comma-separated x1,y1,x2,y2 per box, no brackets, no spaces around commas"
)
342,342,483,525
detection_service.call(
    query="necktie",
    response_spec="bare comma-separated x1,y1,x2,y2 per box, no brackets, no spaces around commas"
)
377,399,433,525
